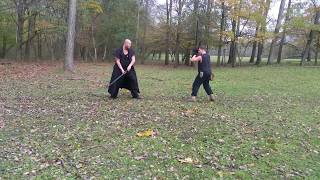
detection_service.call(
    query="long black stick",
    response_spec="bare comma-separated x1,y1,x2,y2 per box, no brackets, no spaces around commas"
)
106,71,127,87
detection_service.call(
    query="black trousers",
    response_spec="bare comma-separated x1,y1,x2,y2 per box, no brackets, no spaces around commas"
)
111,87,139,98
191,72,213,96
109,71,140,98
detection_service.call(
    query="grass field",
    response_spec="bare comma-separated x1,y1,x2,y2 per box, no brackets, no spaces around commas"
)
1,62,320,179
148,54,305,66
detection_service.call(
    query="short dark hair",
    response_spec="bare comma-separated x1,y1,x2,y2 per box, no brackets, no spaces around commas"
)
198,45,207,51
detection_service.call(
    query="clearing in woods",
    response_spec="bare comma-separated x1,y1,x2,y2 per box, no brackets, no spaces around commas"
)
0,62,320,178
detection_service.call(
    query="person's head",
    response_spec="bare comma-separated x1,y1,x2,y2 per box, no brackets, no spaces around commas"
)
123,39,132,50
198,45,207,55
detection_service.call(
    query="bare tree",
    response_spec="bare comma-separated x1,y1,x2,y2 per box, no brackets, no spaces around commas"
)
14,0,26,60
64,0,77,72
315,33,319,65
300,4,320,66
136,0,141,50
204,0,212,48
277,0,292,64
267,0,286,64
256,0,271,65
217,1,226,66
165,0,172,65
25,10,37,60
141,0,150,64
249,25,259,63
228,0,241,67
174,0,184,67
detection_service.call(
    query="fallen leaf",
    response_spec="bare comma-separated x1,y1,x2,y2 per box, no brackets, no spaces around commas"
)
239,163,255,170
134,153,148,160
217,171,224,177
136,129,158,137
177,157,199,164
218,139,225,144
0,118,4,129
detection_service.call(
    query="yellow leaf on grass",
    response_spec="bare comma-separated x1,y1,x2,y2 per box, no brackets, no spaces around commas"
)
217,171,224,177
136,129,157,137
178,157,198,164
217,171,234,177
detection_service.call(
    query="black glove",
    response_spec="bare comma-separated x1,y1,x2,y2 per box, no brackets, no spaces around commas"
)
192,48,199,57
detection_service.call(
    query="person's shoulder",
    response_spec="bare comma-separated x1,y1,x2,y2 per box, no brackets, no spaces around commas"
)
204,53,210,59
114,48,122,57
116,48,122,52
129,48,135,55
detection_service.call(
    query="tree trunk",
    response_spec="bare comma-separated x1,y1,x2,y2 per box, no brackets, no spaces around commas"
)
204,0,211,47
136,0,140,50
228,19,237,65
256,0,271,65
141,0,149,64
189,0,199,67
184,48,190,65
277,0,292,64
165,0,172,65
194,0,199,48
81,47,89,62
217,1,225,67
91,22,97,61
267,0,286,64
37,33,42,60
233,0,242,67
174,0,183,67
307,49,311,62
256,41,264,65
64,0,77,72
151,50,156,60
301,11,320,66
16,0,26,61
1,35,7,59
250,25,259,63
102,44,107,61
315,33,319,65
25,11,35,61
222,48,226,65
50,37,55,61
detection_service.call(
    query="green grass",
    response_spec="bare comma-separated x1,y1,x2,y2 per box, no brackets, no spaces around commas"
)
0,63,320,179
146,53,305,66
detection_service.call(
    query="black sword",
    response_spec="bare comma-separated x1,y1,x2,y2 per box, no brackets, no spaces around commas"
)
106,71,127,88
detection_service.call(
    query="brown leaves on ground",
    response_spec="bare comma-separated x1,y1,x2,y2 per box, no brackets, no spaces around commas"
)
0,117,4,129
170,107,199,118
0,62,58,80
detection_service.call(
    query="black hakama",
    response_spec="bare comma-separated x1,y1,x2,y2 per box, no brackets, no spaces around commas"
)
107,48,140,98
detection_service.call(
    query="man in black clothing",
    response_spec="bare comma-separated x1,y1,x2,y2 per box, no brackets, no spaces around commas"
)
108,39,141,99
190,46,214,102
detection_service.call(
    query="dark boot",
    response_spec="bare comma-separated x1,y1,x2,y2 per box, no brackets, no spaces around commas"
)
131,91,141,99
208,94,215,102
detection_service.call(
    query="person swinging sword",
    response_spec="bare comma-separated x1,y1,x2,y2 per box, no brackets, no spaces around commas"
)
108,39,141,99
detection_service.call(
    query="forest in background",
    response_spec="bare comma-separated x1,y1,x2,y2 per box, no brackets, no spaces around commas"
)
0,0,319,67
